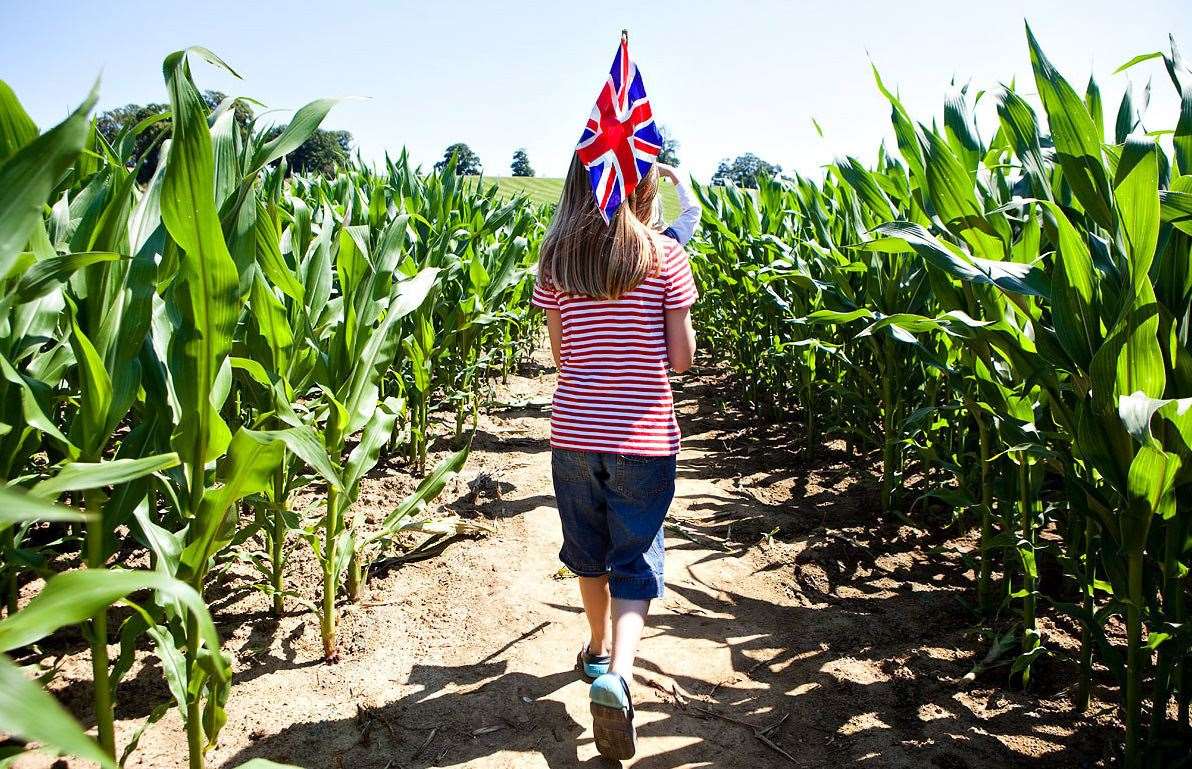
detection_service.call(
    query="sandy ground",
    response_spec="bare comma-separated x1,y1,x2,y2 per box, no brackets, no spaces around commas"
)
12,359,1121,769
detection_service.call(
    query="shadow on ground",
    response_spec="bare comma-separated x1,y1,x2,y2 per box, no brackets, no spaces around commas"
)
222,375,1118,769
222,566,1113,769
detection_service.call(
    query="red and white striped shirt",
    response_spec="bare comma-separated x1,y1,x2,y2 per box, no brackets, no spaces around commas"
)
532,240,698,456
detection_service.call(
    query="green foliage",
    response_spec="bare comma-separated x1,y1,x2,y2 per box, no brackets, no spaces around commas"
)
0,51,540,769
464,176,680,219
688,28,1192,767
10,22,1189,769
435,141,482,175
511,147,534,176
264,126,351,177
96,89,251,183
658,124,680,166
711,152,780,188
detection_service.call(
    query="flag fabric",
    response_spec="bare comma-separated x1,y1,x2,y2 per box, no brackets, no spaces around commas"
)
575,34,663,222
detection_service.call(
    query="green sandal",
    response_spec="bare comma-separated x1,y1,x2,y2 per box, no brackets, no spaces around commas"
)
590,672,636,760
576,644,611,682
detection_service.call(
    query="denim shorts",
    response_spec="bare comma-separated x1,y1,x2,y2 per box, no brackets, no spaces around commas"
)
551,448,676,600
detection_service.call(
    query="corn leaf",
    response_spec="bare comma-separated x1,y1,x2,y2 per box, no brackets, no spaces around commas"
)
0,654,117,769
0,79,38,161
374,439,471,541
160,48,240,467
1114,136,1161,295
0,486,90,530
179,428,285,579
0,82,97,276
31,453,180,499
1041,202,1099,369
1122,446,1180,551
246,98,340,178
0,568,221,661
1026,23,1115,229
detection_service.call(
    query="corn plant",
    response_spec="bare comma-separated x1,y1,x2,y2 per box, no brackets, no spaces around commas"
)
0,38,550,769
0,501,292,769
302,203,438,654
688,26,1192,766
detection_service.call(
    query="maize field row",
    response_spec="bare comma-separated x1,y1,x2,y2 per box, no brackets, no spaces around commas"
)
687,25,1192,767
0,49,542,769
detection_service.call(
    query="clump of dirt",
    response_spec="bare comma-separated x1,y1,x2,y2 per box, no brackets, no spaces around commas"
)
12,358,1121,769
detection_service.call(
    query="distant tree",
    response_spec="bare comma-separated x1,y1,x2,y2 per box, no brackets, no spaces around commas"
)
204,90,255,129
97,102,166,183
510,148,534,177
264,126,352,177
657,125,680,167
97,90,252,183
435,142,482,175
711,153,782,188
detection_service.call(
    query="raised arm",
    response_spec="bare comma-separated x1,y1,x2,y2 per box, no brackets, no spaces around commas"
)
656,163,701,245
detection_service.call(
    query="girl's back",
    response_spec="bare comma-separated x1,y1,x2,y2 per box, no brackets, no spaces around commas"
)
532,238,697,457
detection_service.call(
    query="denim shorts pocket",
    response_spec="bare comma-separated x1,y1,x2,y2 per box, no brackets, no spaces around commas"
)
613,454,675,500
551,448,588,483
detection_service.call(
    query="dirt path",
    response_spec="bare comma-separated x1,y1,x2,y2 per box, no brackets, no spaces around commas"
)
21,364,1117,769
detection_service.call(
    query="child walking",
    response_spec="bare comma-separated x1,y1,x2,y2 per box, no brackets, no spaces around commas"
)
533,154,698,760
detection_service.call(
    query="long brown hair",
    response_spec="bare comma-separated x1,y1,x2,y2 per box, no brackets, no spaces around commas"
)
538,154,661,299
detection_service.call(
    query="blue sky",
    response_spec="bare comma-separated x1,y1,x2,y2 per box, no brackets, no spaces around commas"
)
3,1,1189,180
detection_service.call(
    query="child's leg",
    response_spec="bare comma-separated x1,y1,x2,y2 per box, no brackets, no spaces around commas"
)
551,448,614,656
602,453,676,681
610,598,649,679
578,575,613,655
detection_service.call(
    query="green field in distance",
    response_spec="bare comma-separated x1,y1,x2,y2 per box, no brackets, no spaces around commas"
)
472,176,682,221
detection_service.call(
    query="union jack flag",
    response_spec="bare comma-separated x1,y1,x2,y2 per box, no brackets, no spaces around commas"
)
576,33,663,222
